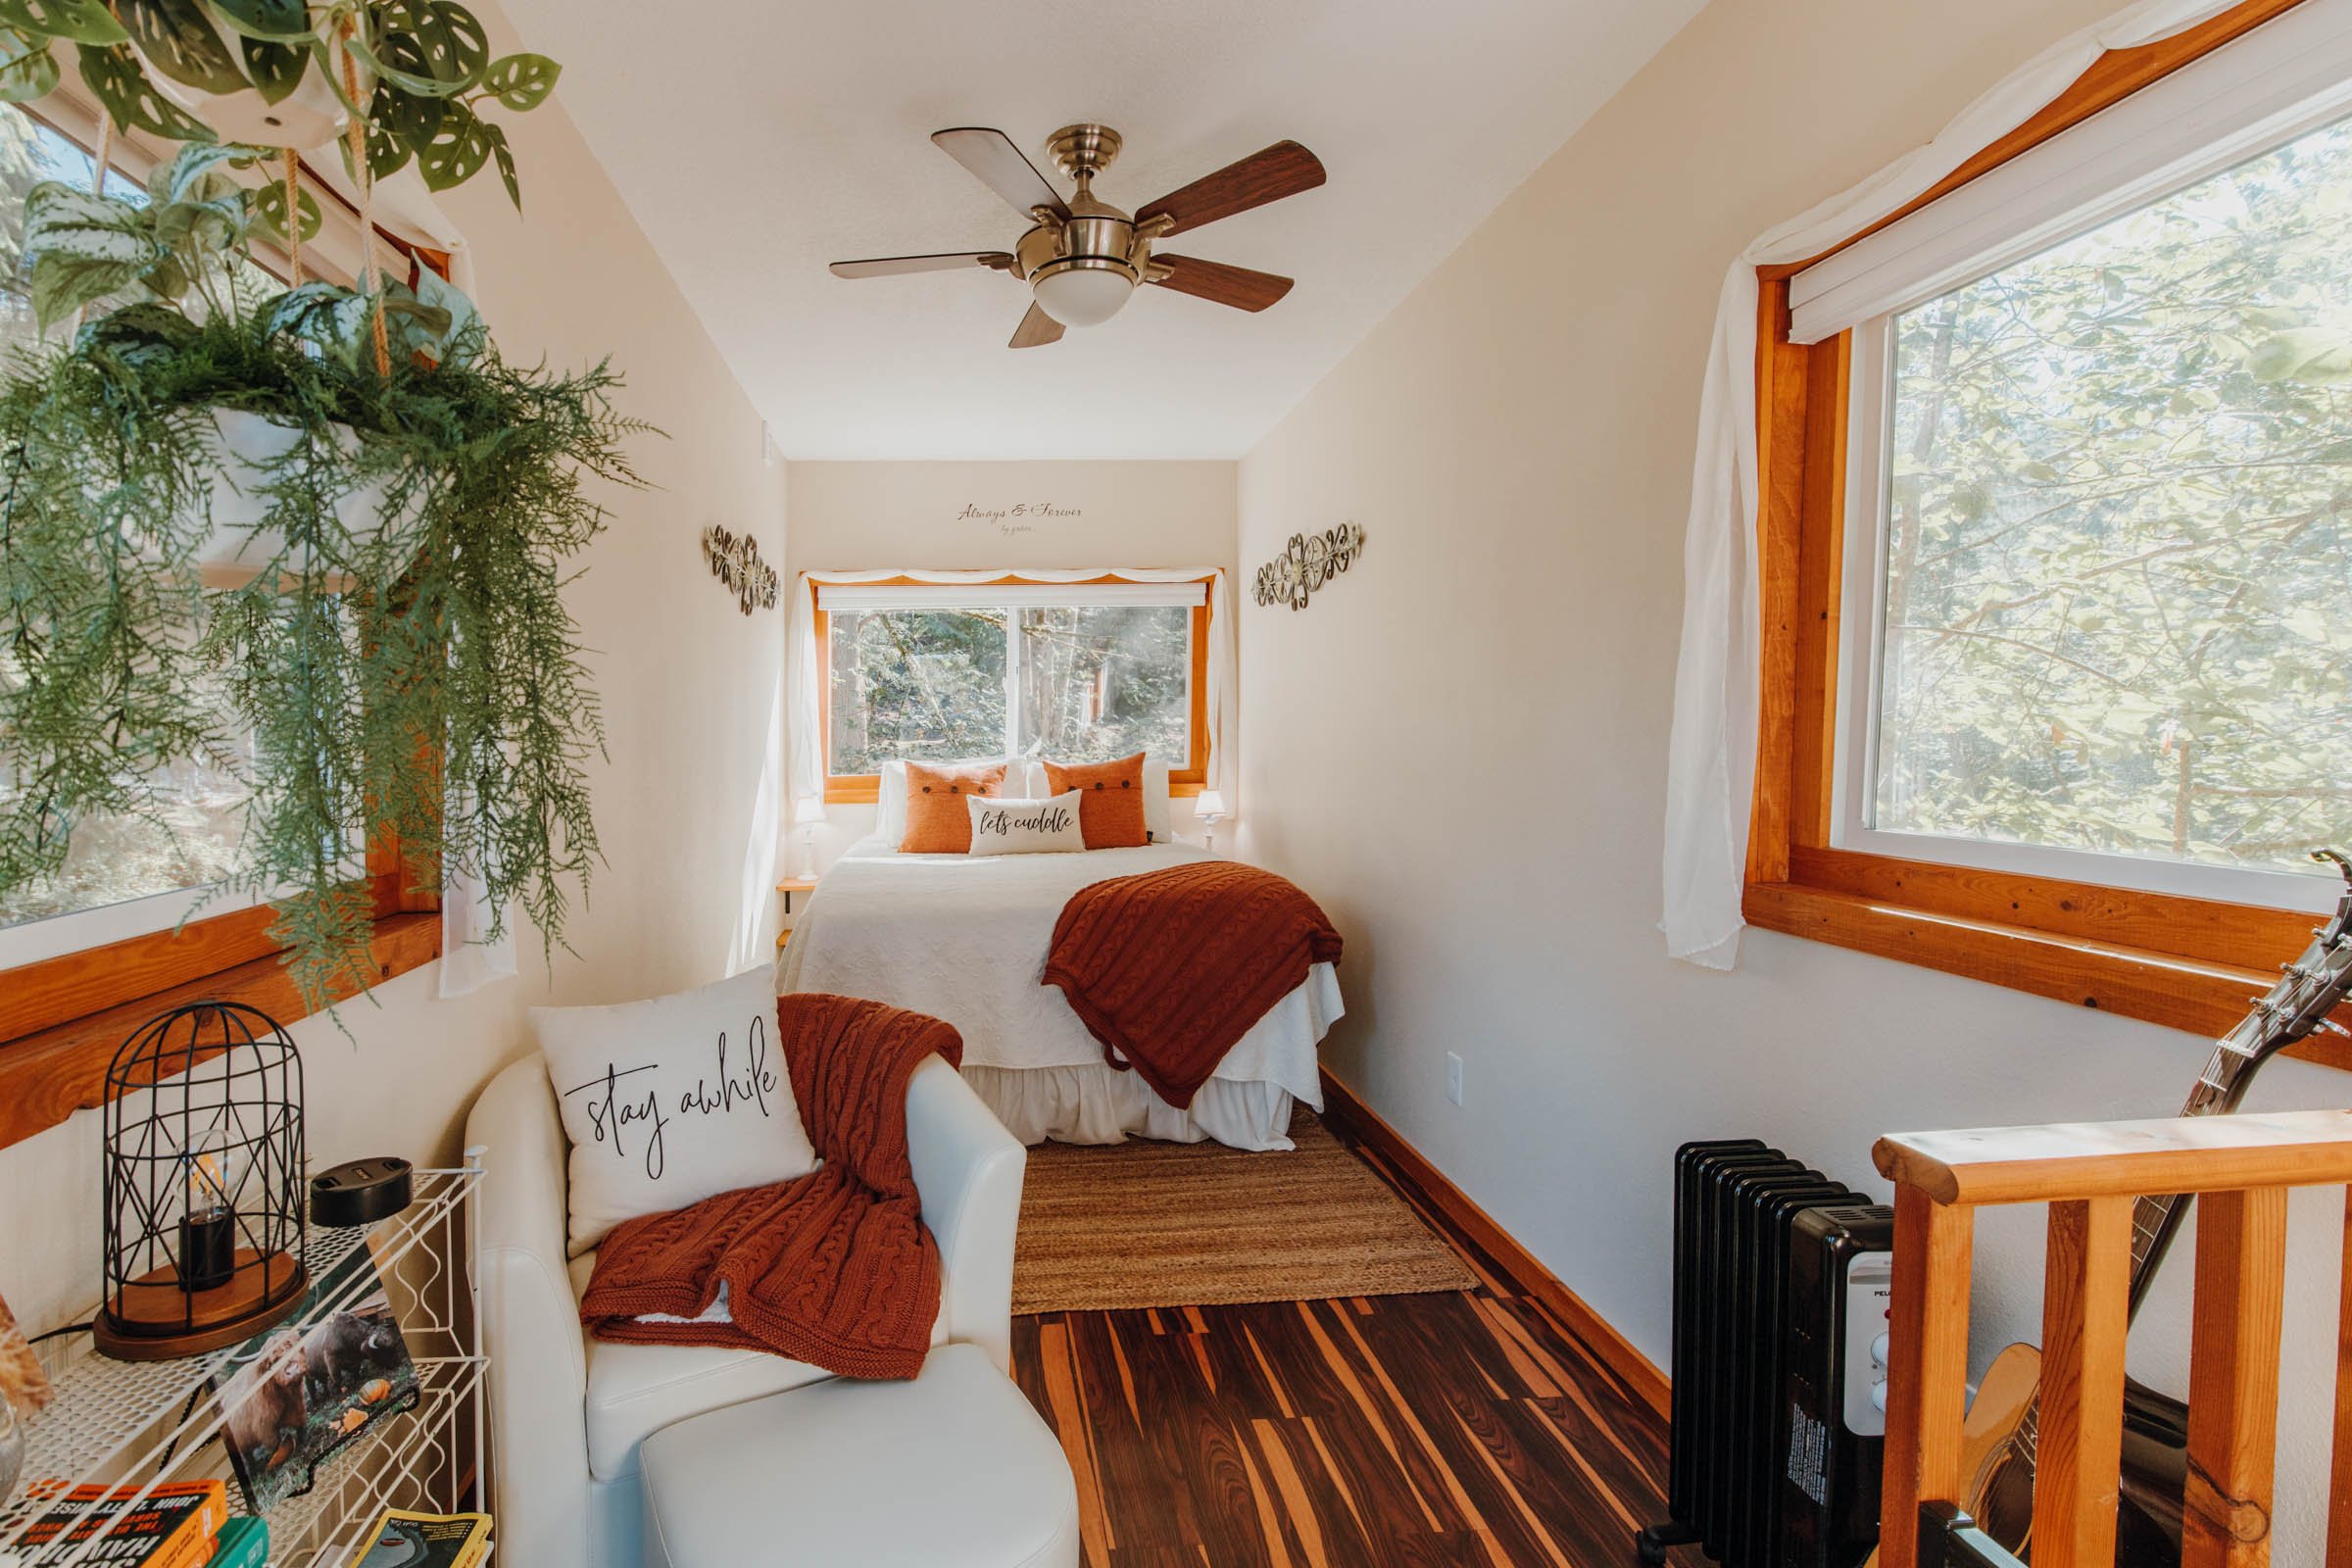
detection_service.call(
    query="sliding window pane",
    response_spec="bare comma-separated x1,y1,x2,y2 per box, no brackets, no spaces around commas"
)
1016,605,1190,765
828,608,1007,775
1873,115,2352,877
0,103,261,938
0,668,253,930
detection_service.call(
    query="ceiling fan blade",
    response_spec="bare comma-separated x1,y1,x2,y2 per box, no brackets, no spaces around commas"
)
1148,254,1295,313
932,127,1070,221
1136,141,1325,236
830,252,1015,279
1009,302,1064,349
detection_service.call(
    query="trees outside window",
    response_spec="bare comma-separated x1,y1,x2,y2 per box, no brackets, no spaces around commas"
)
0,105,254,946
1873,114,2352,881
827,600,1191,777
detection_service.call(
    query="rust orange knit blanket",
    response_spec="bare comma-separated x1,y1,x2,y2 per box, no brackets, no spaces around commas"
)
1042,860,1342,1110
578,993,961,1380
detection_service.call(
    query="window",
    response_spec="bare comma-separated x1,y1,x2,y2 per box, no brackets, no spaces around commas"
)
1851,111,2352,906
0,101,270,967
0,100,441,1150
817,578,1209,800
1743,0,2352,1054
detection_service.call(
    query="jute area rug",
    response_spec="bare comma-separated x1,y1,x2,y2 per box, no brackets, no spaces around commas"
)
1010,1110,1483,1314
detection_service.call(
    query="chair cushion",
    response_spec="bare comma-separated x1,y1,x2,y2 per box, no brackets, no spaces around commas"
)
639,1343,1079,1568
570,1251,949,1482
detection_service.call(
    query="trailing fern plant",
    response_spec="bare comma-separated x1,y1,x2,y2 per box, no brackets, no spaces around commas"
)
0,142,647,1005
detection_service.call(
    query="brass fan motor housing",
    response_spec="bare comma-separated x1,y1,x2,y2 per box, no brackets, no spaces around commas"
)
1017,124,1173,295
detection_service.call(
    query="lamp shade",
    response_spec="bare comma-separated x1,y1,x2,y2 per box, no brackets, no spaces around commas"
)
1194,790,1229,822
1031,267,1134,327
794,794,828,825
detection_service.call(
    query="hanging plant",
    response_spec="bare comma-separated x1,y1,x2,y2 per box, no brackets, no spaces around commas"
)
0,0,560,208
0,140,650,1004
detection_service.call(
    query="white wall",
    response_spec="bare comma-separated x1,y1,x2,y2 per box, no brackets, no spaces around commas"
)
1236,0,2348,1553
0,4,786,1338
785,460,1236,862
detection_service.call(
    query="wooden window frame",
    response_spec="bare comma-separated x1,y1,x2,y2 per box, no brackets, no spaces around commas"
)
1741,0,2351,1069
815,572,1213,806
0,111,448,1151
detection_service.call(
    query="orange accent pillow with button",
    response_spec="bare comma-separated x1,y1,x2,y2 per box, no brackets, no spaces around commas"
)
901,760,1009,854
1041,753,1150,850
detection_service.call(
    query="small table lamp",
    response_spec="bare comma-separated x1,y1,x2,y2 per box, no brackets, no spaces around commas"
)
1194,790,1230,856
794,793,827,879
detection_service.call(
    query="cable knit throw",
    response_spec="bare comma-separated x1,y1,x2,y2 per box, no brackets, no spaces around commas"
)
579,993,961,1379
1043,860,1343,1109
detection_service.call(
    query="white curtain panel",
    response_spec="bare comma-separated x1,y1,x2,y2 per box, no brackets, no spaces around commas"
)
1659,0,2251,970
786,566,1237,827
730,668,787,973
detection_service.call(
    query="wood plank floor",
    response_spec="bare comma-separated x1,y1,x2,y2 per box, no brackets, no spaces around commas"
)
1008,1127,1702,1567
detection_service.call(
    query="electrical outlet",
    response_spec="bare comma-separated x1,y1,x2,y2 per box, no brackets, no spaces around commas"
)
1445,1052,1464,1106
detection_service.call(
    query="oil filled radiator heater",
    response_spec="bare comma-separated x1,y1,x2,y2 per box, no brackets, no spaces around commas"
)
1636,1140,1895,1568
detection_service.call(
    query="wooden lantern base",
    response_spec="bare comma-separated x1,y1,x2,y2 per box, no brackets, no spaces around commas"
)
92,1250,308,1361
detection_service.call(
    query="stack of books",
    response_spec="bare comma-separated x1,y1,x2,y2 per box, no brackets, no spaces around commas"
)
349,1508,493,1567
3,1479,263,1567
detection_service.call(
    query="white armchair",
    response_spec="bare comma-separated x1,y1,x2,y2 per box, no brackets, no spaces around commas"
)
466,1053,1027,1568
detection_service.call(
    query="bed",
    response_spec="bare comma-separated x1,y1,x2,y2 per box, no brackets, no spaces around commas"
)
775,832,1342,1151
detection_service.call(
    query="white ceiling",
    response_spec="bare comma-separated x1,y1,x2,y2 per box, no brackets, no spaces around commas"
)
497,0,1704,460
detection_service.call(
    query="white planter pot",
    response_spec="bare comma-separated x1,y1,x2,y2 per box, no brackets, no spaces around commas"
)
201,408,407,573
135,23,351,150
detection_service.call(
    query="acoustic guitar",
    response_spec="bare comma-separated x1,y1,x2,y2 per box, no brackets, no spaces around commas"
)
1865,849,2352,1568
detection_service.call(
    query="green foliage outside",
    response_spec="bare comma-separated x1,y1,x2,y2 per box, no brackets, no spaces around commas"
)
1879,115,2352,878
831,605,1191,776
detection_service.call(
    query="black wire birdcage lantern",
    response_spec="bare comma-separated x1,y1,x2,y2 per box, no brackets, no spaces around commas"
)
93,1002,308,1362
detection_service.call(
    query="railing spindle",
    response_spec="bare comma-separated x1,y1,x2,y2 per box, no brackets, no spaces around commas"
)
2183,1186,2288,1568
1882,1184,1976,1568
2330,1186,2352,1568
2033,1196,2133,1568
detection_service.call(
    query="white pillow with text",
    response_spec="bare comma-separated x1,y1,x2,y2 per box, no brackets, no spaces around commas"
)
532,967,817,1257
967,791,1088,856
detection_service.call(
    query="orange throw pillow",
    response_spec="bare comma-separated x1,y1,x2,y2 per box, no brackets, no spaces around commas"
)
1041,753,1149,850
901,760,1009,854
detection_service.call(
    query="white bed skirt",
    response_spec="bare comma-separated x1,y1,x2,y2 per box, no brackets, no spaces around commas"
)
959,1064,1315,1152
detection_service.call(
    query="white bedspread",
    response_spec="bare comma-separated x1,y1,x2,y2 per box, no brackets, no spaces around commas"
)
776,836,1338,1112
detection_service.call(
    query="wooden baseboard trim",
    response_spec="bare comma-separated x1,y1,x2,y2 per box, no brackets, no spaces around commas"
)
1316,1065,1671,1422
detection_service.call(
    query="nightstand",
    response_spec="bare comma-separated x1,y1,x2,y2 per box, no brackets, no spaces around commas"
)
774,875,819,950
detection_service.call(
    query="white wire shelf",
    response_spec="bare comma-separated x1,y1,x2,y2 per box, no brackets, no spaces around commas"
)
3,1163,484,1568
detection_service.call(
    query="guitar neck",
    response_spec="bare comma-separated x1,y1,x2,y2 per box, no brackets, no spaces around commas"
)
2013,854,2352,1471
2124,1027,2266,1313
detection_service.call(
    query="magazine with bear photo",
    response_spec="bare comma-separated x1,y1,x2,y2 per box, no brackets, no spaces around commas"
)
209,1244,419,1514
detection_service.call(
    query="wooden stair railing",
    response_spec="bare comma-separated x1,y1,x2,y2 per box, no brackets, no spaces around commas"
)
1872,1107,2352,1568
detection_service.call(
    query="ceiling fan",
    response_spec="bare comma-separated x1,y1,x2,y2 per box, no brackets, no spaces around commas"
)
829,124,1326,349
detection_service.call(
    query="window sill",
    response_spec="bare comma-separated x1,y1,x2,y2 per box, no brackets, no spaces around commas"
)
0,911,442,1152
1742,874,2351,1073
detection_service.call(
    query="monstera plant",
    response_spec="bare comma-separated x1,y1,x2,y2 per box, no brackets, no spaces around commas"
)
0,6,638,1010
0,0,558,206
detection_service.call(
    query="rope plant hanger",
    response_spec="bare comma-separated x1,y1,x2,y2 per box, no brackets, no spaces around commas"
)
0,2,653,1008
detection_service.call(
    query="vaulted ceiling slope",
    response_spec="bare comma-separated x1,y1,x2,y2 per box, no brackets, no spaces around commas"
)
498,0,1704,460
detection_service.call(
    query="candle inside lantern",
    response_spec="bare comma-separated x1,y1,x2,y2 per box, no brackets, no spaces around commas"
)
177,1133,235,1294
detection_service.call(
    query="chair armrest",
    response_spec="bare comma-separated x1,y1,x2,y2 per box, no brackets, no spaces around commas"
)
905,1056,1026,1373
466,1054,593,1568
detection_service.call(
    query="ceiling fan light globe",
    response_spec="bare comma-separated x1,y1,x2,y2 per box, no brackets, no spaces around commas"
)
1031,266,1135,327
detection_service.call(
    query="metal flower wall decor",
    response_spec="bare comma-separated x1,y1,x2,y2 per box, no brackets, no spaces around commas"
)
702,525,779,614
1253,520,1365,611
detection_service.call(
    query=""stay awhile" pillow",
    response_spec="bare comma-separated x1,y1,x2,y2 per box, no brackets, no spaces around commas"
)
533,968,818,1257
967,791,1087,856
